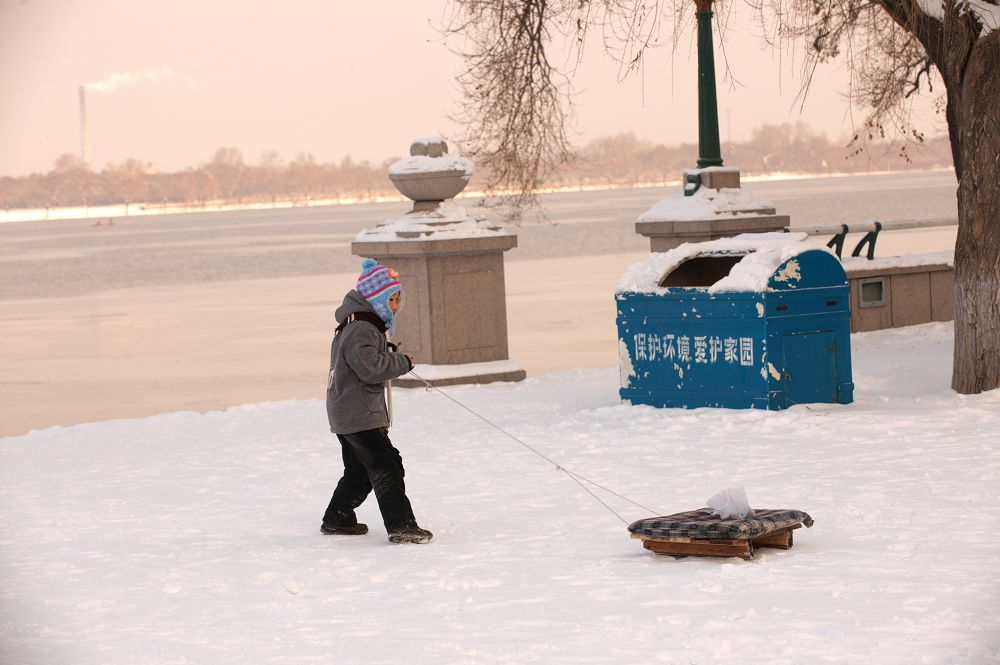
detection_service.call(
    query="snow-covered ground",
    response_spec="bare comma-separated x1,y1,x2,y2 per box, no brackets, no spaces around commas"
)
2,322,998,664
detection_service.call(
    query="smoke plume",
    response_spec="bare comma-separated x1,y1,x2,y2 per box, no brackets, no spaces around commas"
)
85,68,174,93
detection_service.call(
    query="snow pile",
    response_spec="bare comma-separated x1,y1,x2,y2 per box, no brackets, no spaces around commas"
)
388,153,474,177
915,0,999,34
915,0,945,20
2,323,999,664
616,232,812,294
409,359,523,381
841,249,954,272
637,187,778,223
960,0,1000,34
354,203,511,242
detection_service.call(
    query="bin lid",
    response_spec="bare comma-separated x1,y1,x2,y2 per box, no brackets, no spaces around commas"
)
616,232,844,294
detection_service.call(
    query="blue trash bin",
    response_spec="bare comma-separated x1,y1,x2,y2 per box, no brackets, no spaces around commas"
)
616,233,854,410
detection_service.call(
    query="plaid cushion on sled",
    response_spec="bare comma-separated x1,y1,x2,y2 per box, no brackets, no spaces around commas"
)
628,508,814,540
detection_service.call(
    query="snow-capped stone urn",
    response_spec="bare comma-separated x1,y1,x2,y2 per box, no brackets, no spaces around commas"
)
352,137,525,387
387,139,470,212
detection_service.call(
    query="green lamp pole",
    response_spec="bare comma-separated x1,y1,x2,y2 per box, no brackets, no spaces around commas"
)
695,0,724,168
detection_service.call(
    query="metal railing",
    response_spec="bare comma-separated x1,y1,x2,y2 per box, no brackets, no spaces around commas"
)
788,217,957,260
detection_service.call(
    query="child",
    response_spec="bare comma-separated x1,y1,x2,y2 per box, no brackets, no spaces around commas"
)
321,258,433,544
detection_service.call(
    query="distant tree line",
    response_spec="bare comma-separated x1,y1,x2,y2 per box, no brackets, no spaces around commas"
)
552,123,953,189
0,123,952,211
0,148,398,211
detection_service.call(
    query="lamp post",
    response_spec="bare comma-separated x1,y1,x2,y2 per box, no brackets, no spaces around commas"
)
695,0,724,168
631,0,789,251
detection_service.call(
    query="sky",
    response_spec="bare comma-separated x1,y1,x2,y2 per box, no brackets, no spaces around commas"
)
0,0,944,177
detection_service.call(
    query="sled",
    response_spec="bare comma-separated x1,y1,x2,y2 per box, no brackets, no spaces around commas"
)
628,508,813,560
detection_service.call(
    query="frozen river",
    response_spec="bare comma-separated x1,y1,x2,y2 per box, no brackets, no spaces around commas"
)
0,170,957,300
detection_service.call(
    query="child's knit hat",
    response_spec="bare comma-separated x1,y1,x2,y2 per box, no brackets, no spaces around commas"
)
356,258,402,331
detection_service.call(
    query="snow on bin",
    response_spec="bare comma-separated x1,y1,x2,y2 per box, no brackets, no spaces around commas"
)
616,232,854,410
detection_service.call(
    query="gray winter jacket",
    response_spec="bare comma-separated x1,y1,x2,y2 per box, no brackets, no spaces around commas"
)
326,290,411,434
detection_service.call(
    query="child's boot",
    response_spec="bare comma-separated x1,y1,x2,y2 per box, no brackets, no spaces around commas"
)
321,521,369,535
387,521,433,544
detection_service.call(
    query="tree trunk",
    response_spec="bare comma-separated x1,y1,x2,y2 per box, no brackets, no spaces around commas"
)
950,30,1000,393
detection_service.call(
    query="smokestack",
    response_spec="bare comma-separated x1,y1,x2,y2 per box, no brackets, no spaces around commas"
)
78,85,89,168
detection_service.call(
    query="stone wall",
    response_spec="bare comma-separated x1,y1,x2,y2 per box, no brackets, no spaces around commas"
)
845,263,954,332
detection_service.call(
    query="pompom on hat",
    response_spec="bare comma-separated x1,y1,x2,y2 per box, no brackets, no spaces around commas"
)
356,258,402,332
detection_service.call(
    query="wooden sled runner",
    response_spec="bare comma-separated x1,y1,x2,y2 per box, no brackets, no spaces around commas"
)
628,508,813,560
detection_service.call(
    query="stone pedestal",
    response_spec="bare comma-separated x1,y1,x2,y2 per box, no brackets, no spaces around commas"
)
636,166,789,252
352,137,525,388
351,234,524,387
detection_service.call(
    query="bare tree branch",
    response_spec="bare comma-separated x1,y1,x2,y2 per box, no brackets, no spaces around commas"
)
444,0,955,212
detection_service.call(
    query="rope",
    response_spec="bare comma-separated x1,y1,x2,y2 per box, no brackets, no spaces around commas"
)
405,370,663,524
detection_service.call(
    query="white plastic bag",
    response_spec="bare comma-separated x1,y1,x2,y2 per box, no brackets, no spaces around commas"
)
706,487,754,520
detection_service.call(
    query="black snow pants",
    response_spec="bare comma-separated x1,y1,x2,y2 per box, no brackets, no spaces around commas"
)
323,427,416,531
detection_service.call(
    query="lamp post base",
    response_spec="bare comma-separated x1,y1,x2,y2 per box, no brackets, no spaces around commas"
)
635,166,789,252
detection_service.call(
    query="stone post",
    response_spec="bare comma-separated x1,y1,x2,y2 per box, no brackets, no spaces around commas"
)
352,137,526,387
695,0,723,169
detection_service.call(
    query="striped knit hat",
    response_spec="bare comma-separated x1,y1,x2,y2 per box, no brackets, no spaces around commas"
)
356,258,402,330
